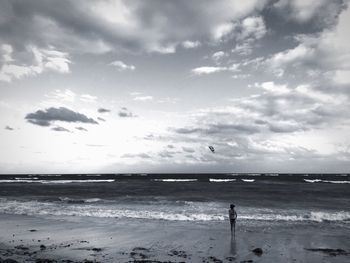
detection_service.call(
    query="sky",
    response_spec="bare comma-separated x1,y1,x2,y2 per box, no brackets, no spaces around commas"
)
1,0,350,174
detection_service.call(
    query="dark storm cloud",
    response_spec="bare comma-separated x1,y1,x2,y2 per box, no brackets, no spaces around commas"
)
118,107,135,118
97,108,111,113
51,126,70,132
75,126,88,132
4,125,14,130
0,0,271,56
25,107,98,127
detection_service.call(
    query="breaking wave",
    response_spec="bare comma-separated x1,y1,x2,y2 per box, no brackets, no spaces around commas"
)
153,179,198,182
209,179,236,182
58,197,102,204
0,179,115,184
242,179,255,182
304,179,350,184
0,198,348,224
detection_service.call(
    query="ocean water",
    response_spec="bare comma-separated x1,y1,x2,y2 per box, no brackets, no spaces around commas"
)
0,174,349,226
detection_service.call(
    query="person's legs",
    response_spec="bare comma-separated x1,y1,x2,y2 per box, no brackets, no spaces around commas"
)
233,220,236,235
230,220,233,234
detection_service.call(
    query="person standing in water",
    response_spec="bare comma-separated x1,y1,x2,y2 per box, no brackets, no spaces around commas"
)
229,204,237,235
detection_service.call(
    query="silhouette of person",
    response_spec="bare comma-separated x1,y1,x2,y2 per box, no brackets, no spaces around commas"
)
229,204,237,235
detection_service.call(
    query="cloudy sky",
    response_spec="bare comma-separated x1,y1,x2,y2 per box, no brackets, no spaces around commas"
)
1,0,350,173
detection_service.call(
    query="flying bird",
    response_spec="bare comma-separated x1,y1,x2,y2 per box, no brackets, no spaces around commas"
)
208,146,215,153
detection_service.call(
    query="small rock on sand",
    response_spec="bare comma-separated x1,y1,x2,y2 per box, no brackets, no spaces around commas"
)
305,248,349,256
252,248,263,256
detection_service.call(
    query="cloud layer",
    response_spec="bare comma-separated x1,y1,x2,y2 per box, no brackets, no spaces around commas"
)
25,107,98,127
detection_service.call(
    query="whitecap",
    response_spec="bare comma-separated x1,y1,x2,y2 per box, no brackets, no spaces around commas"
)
153,179,197,182
209,179,236,182
304,179,350,184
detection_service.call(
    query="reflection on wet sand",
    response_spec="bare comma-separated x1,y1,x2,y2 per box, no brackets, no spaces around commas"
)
230,235,237,256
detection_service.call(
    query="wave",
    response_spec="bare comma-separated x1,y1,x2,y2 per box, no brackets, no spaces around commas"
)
1,199,348,224
15,177,39,180
209,179,236,182
0,179,115,184
152,179,198,182
42,180,115,184
241,179,255,182
0,179,41,183
304,179,350,184
239,211,350,223
58,197,102,204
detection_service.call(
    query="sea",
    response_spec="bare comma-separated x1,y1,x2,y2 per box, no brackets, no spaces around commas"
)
0,173,349,227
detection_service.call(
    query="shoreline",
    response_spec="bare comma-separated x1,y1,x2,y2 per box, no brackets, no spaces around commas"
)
0,214,349,262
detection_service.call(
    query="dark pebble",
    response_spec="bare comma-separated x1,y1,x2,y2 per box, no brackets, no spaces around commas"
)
252,248,263,255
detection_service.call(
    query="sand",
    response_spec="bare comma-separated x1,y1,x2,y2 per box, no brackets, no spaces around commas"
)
0,213,349,262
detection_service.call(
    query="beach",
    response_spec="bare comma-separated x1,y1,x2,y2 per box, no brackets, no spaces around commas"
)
0,174,349,262
0,213,349,262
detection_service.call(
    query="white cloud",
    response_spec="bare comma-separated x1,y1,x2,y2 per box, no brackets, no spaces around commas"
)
45,89,76,103
232,42,254,56
164,80,350,169
266,5,350,81
239,16,266,40
182,41,201,49
192,64,239,75
269,44,313,70
133,96,153,101
256,82,290,95
80,94,98,103
212,51,227,63
1,44,13,63
231,74,250,79
274,0,342,24
0,45,71,82
212,22,235,41
230,16,266,56
192,66,226,75
332,70,350,85
110,60,135,71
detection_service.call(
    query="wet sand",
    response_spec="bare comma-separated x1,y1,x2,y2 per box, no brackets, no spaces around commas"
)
0,213,349,262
